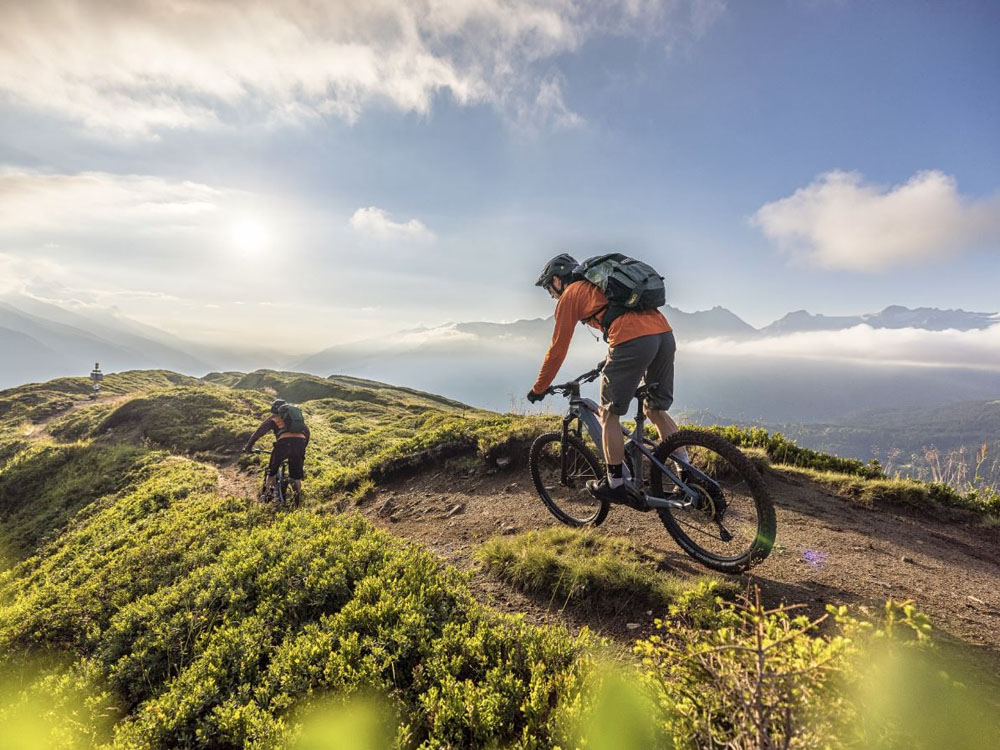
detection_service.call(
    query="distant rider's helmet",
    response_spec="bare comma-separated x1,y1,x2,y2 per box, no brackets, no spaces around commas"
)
270,398,287,414
535,254,579,293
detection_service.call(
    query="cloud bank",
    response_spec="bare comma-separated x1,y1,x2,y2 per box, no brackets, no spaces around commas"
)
0,1,724,136
350,206,434,242
753,170,1000,272
686,323,1000,370
0,168,225,234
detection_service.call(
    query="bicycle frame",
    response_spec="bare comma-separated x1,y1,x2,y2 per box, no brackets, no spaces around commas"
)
559,383,715,511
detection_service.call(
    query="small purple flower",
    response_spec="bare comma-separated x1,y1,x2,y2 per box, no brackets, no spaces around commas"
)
802,549,828,570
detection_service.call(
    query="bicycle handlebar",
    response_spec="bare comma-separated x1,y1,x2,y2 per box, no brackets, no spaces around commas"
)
544,360,606,398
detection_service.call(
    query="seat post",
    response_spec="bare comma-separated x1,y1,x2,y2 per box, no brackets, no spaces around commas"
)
634,394,646,438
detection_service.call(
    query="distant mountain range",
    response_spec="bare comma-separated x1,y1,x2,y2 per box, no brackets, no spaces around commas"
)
760,305,1000,336
294,303,1000,375
3,296,998,423
0,294,284,388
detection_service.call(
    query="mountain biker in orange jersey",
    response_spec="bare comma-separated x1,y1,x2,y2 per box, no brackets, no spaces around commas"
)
243,398,310,498
528,254,684,507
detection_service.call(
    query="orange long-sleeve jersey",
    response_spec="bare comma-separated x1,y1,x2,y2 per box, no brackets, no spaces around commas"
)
532,280,671,394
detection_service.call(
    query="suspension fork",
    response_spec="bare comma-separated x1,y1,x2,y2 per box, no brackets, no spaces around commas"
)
560,415,572,484
559,411,588,484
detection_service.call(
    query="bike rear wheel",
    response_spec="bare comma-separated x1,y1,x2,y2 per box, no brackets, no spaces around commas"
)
529,432,609,526
649,429,775,573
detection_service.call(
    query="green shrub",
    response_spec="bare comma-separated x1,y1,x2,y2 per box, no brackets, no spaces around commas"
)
98,386,267,456
634,593,950,749
1,498,590,748
0,386,80,424
0,435,30,471
477,528,731,615
0,441,149,558
47,401,120,441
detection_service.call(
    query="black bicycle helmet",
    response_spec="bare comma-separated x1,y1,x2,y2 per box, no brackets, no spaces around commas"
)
535,253,579,290
270,398,287,414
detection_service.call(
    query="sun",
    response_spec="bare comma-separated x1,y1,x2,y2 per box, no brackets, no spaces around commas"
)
229,217,270,255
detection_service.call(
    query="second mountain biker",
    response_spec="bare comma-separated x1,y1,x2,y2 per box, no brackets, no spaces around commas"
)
528,253,686,508
243,399,310,500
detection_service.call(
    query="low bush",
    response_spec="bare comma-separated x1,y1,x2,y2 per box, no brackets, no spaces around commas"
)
635,592,1000,749
0,441,149,558
47,401,120,441
1,457,591,749
98,386,268,456
477,528,732,615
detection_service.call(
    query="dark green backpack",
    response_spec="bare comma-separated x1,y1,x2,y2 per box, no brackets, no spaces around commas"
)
277,404,307,435
577,253,666,339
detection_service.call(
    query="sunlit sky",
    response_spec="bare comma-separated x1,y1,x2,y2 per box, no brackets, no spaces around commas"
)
1,0,998,353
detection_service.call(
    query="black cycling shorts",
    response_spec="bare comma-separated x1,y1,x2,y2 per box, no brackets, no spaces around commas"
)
268,437,307,480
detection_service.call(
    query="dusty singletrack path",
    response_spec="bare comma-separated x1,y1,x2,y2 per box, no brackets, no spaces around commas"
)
353,464,1000,661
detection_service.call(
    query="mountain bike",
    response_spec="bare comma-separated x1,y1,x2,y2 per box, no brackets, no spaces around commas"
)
248,448,301,507
528,362,775,573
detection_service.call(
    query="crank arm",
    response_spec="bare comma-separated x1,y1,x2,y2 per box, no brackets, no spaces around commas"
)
643,493,694,511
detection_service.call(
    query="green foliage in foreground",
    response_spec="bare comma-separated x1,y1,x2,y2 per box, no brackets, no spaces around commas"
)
0,456,590,749
635,592,1000,749
477,528,734,615
0,441,147,558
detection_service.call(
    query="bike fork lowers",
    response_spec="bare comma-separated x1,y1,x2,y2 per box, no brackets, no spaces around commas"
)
560,417,572,484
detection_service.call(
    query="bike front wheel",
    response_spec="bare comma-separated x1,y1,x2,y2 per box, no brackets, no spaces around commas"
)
529,433,609,527
649,429,775,573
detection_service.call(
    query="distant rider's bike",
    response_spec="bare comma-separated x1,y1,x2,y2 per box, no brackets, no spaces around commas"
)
248,448,301,507
529,362,775,573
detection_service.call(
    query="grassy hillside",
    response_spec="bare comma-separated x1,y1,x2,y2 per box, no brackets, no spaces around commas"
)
1,369,997,748
0,370,592,748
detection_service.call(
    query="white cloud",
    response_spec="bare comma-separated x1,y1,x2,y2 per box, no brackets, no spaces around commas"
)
752,170,1000,272
0,252,69,296
686,324,1000,370
395,324,477,347
350,206,434,242
0,168,225,234
0,1,723,136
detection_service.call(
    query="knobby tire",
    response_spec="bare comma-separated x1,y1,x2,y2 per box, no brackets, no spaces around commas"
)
649,429,776,573
529,432,609,527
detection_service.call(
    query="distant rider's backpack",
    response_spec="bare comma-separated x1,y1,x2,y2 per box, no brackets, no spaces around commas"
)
576,253,666,339
276,404,307,435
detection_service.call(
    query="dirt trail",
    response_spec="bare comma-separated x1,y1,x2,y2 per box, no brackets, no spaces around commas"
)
350,463,1000,664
